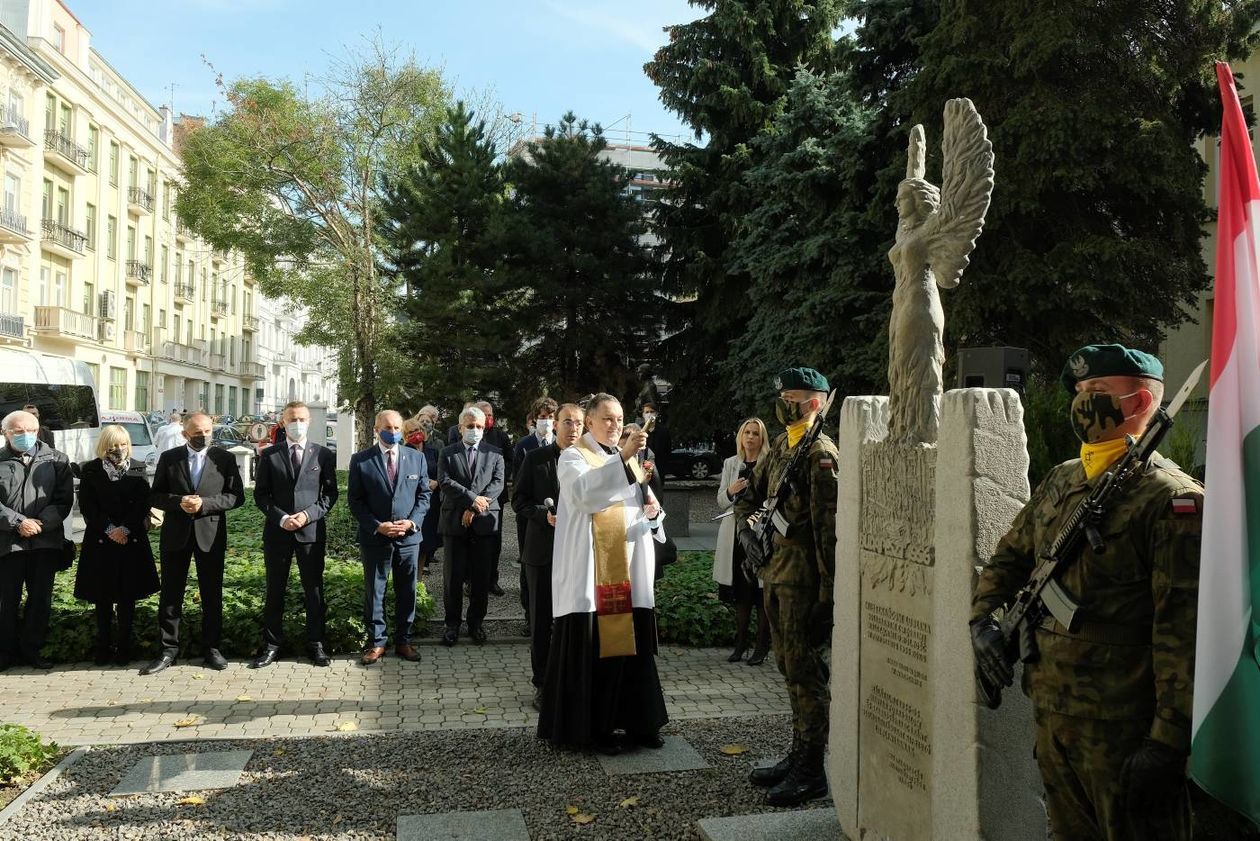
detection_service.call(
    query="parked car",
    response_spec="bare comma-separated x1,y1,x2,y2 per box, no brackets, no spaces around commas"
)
661,445,723,480
212,423,247,450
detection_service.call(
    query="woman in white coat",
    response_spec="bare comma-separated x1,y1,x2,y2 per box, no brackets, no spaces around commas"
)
712,417,770,664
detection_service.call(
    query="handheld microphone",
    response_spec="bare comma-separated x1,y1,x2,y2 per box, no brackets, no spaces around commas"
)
543,497,556,515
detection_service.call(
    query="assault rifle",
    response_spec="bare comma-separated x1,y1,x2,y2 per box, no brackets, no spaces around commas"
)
975,360,1206,709
739,391,838,582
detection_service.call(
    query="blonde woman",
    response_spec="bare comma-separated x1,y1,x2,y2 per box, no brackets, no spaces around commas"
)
74,425,159,665
713,418,771,664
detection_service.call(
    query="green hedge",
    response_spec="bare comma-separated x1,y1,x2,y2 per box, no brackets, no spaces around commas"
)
45,473,435,662
655,551,741,647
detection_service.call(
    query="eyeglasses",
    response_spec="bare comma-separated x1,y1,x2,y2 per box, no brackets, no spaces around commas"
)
559,419,583,428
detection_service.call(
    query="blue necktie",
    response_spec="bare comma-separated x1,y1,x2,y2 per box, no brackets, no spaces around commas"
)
190,453,203,488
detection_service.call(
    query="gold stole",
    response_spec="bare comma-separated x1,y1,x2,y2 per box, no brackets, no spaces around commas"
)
575,438,645,658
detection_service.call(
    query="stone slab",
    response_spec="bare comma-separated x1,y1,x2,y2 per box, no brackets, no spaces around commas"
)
597,735,709,775
109,749,253,795
697,808,848,841
397,808,529,840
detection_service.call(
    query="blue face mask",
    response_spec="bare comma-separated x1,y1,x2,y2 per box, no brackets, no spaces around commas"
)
379,429,402,446
10,432,37,452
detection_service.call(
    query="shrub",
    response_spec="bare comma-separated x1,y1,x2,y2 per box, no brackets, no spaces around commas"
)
46,472,435,662
0,725,59,785
655,551,739,646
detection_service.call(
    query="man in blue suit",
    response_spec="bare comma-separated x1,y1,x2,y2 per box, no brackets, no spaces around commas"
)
438,405,504,646
348,409,431,665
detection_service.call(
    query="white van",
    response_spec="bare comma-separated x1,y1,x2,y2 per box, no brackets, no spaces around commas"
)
98,410,158,476
0,347,100,465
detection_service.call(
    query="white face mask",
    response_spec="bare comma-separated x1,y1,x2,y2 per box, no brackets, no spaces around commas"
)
285,421,309,442
534,418,554,439
462,427,484,446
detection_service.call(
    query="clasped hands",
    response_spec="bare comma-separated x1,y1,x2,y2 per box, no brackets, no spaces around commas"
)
179,494,203,515
281,511,310,531
375,519,413,538
17,518,42,538
107,526,129,545
461,495,491,528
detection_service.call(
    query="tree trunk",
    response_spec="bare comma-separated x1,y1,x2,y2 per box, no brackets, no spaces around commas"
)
352,259,378,451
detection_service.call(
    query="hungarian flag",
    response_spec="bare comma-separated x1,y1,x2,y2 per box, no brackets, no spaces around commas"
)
1190,62,1260,826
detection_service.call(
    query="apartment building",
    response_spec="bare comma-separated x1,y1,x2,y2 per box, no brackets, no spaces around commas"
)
0,0,337,416
255,294,339,414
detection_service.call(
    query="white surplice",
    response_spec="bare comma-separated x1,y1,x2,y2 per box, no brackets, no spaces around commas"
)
550,432,667,620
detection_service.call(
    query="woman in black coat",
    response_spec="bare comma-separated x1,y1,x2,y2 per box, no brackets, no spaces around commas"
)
405,410,443,578
75,425,159,665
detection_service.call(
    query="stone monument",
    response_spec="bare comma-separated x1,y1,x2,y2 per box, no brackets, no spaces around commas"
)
827,99,1045,840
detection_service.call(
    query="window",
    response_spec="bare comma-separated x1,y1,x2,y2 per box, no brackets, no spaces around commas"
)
82,363,99,391
158,308,166,329
228,386,237,417
55,187,68,225
160,245,168,282
172,313,180,341
54,271,66,307
134,371,149,412
105,215,116,259
228,336,235,365
38,265,48,306
44,94,54,134
214,383,224,415
124,296,134,331
127,156,137,189
144,235,153,267
52,24,65,54
58,104,70,137
126,226,135,261
141,303,150,334
108,141,118,186
162,181,170,220
109,367,126,410
7,91,23,126
0,383,98,431
41,179,51,220
87,125,99,171
84,203,95,250
0,268,16,313
3,173,18,214
82,281,93,316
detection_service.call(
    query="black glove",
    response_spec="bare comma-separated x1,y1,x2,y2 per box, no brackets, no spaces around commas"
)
809,601,834,647
969,616,1013,689
738,527,765,570
1120,738,1188,838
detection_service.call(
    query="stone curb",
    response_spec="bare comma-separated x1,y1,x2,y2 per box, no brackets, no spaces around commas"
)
0,745,90,827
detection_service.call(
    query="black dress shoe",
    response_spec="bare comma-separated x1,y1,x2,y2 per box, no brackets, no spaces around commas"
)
633,732,666,749
203,649,228,670
441,628,458,647
746,647,768,666
469,627,487,645
308,643,331,667
489,583,505,597
594,734,624,756
24,653,52,669
250,646,280,669
141,654,176,675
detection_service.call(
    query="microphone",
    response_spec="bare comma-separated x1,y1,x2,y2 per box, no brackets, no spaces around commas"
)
543,497,556,515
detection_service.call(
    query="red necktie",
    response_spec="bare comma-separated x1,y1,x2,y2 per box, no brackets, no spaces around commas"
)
386,449,397,486
291,444,301,475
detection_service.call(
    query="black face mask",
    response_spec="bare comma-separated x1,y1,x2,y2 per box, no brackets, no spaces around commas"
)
187,434,208,452
775,397,808,426
105,448,127,465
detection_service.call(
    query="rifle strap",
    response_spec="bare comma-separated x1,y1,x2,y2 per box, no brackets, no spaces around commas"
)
1039,616,1151,646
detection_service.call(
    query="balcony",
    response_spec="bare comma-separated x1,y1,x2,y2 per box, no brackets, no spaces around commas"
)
240,361,265,380
0,313,24,343
127,187,154,216
43,129,90,175
123,330,149,355
0,208,31,243
242,314,259,332
174,283,195,305
41,219,87,258
209,353,226,372
158,340,208,367
210,299,228,319
175,222,192,242
0,106,32,148
33,306,97,341
125,259,152,285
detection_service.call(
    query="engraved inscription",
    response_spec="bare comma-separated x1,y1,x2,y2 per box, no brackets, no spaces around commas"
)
864,602,929,664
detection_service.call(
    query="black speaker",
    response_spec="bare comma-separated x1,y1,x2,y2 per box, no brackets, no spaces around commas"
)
956,347,1029,394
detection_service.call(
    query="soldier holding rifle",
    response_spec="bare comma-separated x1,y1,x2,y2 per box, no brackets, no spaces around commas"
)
971,344,1203,841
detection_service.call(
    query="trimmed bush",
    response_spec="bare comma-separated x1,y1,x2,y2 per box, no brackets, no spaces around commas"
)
45,472,435,662
655,551,739,647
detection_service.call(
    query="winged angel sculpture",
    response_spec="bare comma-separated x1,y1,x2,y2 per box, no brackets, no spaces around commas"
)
886,98,994,445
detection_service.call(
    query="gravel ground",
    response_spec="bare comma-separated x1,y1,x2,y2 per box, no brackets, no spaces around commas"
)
3,715,816,841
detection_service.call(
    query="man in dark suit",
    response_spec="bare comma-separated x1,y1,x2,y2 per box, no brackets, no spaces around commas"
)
475,400,513,596
348,409,431,665
511,401,581,707
142,412,244,674
511,397,558,632
251,400,339,668
438,405,504,646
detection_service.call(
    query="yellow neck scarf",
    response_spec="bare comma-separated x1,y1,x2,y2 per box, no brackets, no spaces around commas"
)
786,418,811,449
1080,438,1128,480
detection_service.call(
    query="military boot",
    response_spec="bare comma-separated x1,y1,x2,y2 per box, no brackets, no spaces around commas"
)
766,742,828,806
749,734,802,787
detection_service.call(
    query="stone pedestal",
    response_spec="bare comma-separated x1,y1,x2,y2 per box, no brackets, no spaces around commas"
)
307,401,329,447
828,388,1044,841
227,445,256,489
336,412,355,471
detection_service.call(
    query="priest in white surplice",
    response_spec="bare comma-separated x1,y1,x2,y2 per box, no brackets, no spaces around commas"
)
537,393,670,753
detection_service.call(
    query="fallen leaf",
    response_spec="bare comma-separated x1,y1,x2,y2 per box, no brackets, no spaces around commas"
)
235,695,252,702
173,717,201,728
565,805,579,815
572,812,596,825
273,748,286,756
719,744,749,756
191,674,205,681
675,650,684,656
331,814,343,825
334,721,357,732
104,802,117,812
176,795,205,806
105,700,117,707
472,707,488,714
618,796,639,808
141,698,153,703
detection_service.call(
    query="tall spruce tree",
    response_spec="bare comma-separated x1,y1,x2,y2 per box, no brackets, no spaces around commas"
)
901,0,1260,375
499,114,656,407
380,102,516,413
644,0,845,434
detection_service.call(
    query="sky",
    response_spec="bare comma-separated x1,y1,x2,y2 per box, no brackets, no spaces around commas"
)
66,0,702,146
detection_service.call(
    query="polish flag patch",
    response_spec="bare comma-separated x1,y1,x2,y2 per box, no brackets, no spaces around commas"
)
1171,497,1198,515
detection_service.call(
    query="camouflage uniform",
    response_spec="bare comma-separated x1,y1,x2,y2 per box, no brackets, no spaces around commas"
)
972,455,1202,841
735,430,840,748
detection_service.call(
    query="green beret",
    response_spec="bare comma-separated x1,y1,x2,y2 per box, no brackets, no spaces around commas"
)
774,367,830,393
1061,344,1164,393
